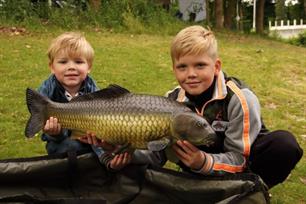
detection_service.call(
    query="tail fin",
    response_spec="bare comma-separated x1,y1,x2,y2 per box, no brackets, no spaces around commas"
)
25,88,49,138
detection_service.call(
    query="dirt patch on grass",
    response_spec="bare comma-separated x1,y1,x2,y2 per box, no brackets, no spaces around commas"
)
0,26,27,36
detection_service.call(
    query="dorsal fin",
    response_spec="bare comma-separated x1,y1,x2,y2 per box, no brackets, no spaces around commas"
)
70,84,130,102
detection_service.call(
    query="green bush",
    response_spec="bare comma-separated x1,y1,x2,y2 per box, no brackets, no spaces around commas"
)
288,31,306,47
0,0,36,22
0,0,182,34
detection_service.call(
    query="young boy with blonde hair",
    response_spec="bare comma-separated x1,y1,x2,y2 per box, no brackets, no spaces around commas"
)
38,32,97,154
164,25,303,188
39,32,131,170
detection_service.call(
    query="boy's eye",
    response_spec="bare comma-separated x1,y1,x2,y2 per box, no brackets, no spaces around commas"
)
58,60,67,64
75,59,85,64
176,64,187,70
196,63,206,69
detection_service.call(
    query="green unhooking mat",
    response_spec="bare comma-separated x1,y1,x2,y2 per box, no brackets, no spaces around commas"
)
0,152,269,204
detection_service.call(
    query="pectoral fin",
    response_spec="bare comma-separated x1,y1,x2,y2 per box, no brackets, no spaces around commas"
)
147,137,170,151
165,145,179,163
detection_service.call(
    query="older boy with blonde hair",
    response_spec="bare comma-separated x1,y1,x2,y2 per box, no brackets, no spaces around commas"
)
165,25,303,188
81,26,303,186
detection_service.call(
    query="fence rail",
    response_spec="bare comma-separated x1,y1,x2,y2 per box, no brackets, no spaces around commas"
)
269,19,306,39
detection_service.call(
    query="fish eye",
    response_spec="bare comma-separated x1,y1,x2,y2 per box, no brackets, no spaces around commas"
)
196,121,201,127
196,121,207,128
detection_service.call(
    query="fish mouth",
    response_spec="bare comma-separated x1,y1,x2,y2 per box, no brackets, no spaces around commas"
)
191,137,213,146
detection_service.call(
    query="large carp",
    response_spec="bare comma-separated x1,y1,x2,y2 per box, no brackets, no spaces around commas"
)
25,85,217,149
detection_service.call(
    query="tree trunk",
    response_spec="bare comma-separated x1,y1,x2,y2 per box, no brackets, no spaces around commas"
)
215,0,224,29
239,1,243,31
224,0,237,29
256,0,265,34
304,0,306,19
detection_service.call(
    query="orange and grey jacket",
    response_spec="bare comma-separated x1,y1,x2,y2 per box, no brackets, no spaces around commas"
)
164,71,266,175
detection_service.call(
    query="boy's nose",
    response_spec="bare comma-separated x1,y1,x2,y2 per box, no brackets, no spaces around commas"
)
67,61,77,70
67,67,76,71
187,67,197,78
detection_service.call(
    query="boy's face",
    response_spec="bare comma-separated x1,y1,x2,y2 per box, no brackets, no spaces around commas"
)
49,51,91,91
173,53,221,96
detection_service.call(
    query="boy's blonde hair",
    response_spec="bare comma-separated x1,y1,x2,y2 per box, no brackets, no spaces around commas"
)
47,32,94,67
171,25,218,63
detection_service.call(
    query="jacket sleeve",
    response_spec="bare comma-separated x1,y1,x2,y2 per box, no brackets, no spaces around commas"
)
195,88,262,175
37,79,69,143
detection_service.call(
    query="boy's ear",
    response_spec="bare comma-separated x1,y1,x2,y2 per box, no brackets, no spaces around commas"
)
49,62,55,73
87,65,92,73
214,58,221,76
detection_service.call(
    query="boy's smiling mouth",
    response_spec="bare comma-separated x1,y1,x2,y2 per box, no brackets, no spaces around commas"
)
65,73,79,77
186,81,201,87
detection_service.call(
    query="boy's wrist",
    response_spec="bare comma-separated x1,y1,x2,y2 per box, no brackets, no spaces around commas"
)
192,152,214,175
42,129,67,142
98,152,117,172
192,151,206,171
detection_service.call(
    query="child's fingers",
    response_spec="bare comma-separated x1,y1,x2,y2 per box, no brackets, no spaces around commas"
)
109,152,132,170
110,155,121,169
44,119,50,131
176,140,194,154
123,152,132,164
182,140,198,152
49,117,55,130
92,136,99,146
87,135,94,144
57,123,61,133
173,144,189,160
77,137,87,143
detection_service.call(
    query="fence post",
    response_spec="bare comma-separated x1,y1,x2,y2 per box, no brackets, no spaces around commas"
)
269,21,271,29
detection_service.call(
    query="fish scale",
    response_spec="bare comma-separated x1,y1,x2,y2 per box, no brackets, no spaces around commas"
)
47,102,173,148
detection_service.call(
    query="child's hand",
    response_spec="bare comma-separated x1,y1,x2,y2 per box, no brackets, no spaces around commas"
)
79,134,132,170
109,152,132,170
173,140,206,170
43,116,61,136
78,132,114,151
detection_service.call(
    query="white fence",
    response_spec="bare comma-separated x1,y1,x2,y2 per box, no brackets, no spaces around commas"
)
269,19,306,39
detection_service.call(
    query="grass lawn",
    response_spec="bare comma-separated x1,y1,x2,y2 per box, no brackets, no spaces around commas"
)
0,28,305,203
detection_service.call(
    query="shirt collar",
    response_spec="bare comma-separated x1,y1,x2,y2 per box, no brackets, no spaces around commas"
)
64,91,80,101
